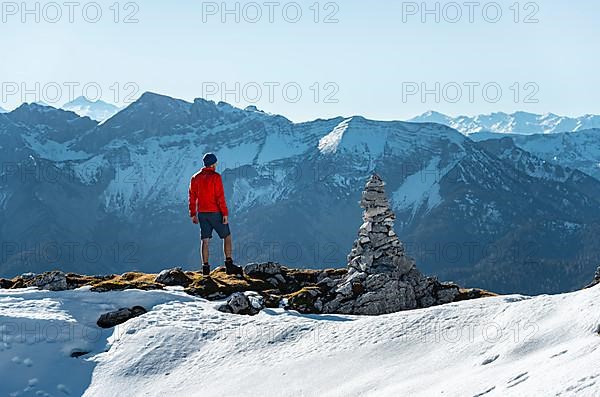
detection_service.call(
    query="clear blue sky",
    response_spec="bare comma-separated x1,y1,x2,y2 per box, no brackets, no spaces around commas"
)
1,0,598,121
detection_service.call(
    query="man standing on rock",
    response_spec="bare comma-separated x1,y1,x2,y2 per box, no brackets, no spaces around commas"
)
189,153,243,277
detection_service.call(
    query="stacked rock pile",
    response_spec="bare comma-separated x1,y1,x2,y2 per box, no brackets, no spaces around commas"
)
347,173,414,275
323,174,459,315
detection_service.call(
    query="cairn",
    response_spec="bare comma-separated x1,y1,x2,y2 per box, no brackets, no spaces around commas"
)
322,173,459,315
347,174,414,275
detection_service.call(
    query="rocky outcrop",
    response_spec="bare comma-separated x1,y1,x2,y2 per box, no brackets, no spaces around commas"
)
242,263,346,294
29,271,69,291
155,267,192,287
321,174,460,315
285,287,324,313
97,306,147,328
3,271,130,291
244,262,284,277
217,292,265,315
0,278,15,289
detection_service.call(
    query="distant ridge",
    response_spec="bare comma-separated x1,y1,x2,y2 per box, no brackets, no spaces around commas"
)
410,110,600,135
62,96,121,122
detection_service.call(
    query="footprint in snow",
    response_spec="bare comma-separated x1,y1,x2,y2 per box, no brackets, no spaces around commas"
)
506,372,529,388
481,354,499,365
550,350,568,358
472,386,495,397
563,375,599,394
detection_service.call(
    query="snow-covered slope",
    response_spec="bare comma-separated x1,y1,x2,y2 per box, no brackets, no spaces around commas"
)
1,286,599,396
411,111,600,135
62,97,121,122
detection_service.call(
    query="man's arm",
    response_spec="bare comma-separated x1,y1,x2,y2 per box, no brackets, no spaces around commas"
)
189,178,198,218
215,174,229,219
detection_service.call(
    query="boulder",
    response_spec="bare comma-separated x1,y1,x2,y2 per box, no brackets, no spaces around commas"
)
435,283,461,304
316,277,339,289
0,278,14,289
97,306,147,328
217,291,265,315
246,291,266,313
29,271,68,291
155,267,192,287
11,278,25,289
244,262,283,277
70,351,91,358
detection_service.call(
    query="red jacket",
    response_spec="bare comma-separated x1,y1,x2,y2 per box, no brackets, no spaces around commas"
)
188,167,229,217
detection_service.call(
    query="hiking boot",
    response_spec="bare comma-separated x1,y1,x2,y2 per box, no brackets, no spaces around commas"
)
225,259,243,276
202,264,211,276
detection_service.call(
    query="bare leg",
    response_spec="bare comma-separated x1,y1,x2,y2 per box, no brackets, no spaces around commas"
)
201,238,210,265
223,235,232,260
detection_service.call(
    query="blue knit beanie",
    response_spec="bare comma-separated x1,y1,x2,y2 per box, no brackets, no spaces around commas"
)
203,153,218,167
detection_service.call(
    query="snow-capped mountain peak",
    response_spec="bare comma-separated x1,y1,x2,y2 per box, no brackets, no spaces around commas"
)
413,110,453,125
62,96,121,122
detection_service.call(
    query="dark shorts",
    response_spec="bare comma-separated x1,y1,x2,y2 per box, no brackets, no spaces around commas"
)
198,212,231,240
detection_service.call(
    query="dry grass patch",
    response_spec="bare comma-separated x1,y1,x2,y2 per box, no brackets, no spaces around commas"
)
66,273,112,289
454,288,498,302
90,272,163,292
185,267,274,299
285,286,323,313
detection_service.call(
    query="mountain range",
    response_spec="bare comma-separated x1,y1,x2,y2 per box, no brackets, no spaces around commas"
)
411,110,600,135
412,110,600,181
1,94,599,294
0,97,120,121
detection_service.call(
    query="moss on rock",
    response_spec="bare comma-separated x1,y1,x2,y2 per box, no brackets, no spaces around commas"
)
185,267,274,299
454,288,497,301
285,286,324,314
